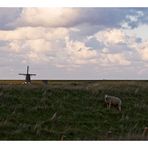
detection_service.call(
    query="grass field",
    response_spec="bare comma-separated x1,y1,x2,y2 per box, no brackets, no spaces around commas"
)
0,80,148,140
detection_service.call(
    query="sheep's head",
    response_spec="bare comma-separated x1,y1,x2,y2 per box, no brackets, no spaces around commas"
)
104,94,108,102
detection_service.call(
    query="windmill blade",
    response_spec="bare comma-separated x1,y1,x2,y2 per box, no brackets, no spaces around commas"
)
19,73,27,76
30,74,36,76
27,66,29,74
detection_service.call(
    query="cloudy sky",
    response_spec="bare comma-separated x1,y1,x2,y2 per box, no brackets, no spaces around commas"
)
1,8,148,79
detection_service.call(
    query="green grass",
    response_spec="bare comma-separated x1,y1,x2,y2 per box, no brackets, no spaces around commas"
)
0,80,148,140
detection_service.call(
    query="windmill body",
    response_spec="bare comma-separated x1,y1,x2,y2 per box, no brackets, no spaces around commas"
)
19,66,36,83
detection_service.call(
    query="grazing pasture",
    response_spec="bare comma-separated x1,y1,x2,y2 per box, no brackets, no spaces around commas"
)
0,80,148,140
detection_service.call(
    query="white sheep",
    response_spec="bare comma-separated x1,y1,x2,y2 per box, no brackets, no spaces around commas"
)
104,94,122,111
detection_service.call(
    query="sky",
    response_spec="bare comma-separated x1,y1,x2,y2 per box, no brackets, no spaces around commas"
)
1,8,148,79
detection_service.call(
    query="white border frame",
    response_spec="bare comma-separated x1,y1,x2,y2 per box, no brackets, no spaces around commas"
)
0,0,148,7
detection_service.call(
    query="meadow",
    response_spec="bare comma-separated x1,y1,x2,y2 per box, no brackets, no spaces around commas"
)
0,80,148,140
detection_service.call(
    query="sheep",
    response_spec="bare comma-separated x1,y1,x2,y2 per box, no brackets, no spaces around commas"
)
142,127,148,137
104,94,122,111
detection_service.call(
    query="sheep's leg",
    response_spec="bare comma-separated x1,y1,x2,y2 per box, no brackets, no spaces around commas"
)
106,103,109,109
118,105,121,112
108,101,111,109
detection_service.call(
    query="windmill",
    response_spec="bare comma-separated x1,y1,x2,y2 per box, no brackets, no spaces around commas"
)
19,66,36,84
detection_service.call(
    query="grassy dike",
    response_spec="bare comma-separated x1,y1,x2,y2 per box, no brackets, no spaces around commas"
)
0,80,148,140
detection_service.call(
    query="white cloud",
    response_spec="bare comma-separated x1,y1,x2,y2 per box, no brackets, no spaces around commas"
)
66,39,97,59
50,39,98,68
98,52,131,66
64,39,130,67
8,40,23,52
0,27,70,41
125,24,148,41
0,25,99,68
136,41,148,61
94,28,126,46
102,48,110,53
26,39,52,53
0,27,71,60
122,32,148,62
0,24,132,69
126,11,144,22
0,26,71,65
121,10,144,29
13,8,80,28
